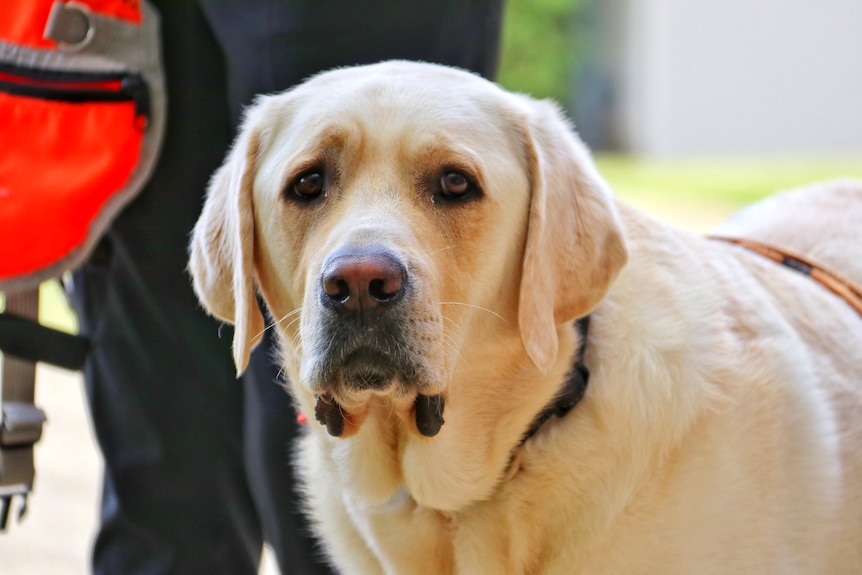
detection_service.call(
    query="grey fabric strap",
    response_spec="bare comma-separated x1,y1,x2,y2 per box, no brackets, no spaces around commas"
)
0,288,46,530
2,290,40,403
0,0,150,75
44,0,146,68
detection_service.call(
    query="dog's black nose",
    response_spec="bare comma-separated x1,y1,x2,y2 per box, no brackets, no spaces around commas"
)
320,250,407,313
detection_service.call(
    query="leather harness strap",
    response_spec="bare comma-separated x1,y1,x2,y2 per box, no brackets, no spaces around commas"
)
516,231,862,452
711,236,862,316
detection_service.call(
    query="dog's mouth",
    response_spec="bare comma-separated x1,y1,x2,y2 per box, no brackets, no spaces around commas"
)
301,281,448,438
339,349,402,390
314,391,445,438
313,345,418,393
308,344,446,438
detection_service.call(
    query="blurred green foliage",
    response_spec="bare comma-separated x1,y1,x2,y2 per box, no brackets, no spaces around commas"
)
497,0,582,104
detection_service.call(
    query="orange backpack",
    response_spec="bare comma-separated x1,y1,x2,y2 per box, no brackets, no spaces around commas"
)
0,0,164,528
0,0,165,292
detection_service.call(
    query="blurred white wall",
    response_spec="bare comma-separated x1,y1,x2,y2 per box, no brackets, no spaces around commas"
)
597,0,862,157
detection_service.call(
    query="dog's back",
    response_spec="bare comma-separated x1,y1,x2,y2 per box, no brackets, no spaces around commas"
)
710,179,862,574
713,179,862,287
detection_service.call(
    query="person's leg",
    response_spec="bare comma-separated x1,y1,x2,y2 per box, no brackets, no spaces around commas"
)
200,1,503,572
201,0,503,123
68,2,263,573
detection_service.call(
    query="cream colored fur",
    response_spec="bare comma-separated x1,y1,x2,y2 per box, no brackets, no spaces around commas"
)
189,61,862,574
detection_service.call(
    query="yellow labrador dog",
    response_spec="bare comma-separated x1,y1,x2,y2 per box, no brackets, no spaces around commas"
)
189,61,862,574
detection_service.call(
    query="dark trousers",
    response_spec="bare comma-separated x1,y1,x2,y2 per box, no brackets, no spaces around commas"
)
67,1,502,573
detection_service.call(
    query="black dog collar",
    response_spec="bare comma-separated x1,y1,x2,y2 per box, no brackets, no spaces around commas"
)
518,315,591,446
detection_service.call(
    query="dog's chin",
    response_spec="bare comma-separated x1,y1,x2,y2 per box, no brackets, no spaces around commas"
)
341,370,395,392
338,350,404,392
305,347,430,401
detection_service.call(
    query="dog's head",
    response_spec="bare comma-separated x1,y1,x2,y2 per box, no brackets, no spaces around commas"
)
189,61,626,439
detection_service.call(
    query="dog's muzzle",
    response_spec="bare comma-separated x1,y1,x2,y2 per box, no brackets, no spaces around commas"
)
310,247,445,437
316,247,414,391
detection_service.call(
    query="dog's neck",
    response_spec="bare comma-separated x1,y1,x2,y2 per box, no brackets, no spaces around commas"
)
517,316,591,447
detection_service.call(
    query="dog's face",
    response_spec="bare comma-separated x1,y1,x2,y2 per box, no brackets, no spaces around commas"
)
256,65,533,407
190,61,627,443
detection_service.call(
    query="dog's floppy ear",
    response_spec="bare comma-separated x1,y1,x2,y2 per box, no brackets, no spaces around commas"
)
516,98,628,372
189,109,265,375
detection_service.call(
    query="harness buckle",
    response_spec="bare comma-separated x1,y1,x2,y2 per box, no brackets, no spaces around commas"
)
0,402,47,447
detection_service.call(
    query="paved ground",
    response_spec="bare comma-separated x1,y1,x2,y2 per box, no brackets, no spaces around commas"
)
1,366,101,574
1,202,733,574
1,368,280,574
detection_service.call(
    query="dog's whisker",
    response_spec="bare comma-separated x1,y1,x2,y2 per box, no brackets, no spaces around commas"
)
266,312,306,352
440,301,508,323
427,244,459,256
441,315,466,343
284,314,303,333
275,306,304,325
257,306,304,340
440,341,459,365
290,330,303,349
388,397,404,428
269,307,303,328
440,320,464,364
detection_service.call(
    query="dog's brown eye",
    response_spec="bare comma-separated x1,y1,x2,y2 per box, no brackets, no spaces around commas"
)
290,170,325,200
438,170,477,201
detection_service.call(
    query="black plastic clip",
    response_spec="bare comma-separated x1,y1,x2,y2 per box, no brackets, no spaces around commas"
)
0,492,29,532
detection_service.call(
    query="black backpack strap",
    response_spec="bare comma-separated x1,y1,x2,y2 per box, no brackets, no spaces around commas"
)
0,309,89,371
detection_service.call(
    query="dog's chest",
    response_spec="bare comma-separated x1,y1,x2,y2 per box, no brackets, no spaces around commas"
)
351,493,526,574
339,459,574,575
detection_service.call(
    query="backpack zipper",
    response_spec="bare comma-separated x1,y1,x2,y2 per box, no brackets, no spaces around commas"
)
0,63,150,124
